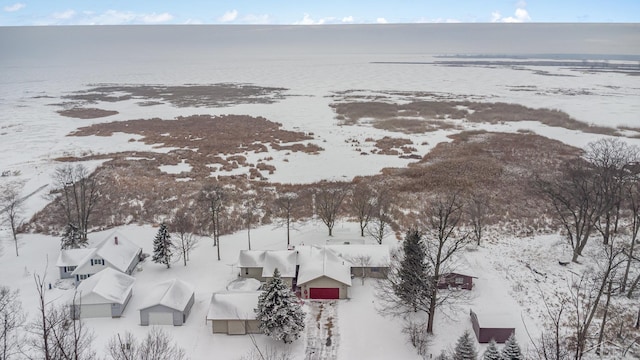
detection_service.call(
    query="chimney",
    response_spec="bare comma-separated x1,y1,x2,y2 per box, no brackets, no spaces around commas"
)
114,236,119,245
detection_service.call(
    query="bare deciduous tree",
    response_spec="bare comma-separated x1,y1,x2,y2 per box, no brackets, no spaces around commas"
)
52,164,101,241
367,187,393,245
421,192,472,334
349,182,376,237
106,328,186,360
171,208,198,266
1,182,24,256
242,196,261,250
536,160,606,263
199,183,226,261
467,191,490,246
273,192,299,247
314,183,348,236
0,286,24,360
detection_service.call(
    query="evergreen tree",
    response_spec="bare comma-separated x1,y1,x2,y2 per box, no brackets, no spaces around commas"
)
60,223,86,249
500,334,522,360
434,350,450,360
255,268,305,344
395,229,432,312
483,339,501,360
152,223,172,268
453,331,477,360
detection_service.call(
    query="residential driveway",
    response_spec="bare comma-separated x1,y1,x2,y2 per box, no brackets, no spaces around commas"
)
305,300,339,360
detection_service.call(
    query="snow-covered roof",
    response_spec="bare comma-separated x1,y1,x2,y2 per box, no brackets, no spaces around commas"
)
72,231,141,275
325,244,391,267
262,250,297,278
76,268,135,305
56,248,94,267
206,292,261,321
296,246,352,286
95,231,141,272
472,309,516,329
237,250,297,278
226,278,262,292
139,279,194,311
237,250,266,268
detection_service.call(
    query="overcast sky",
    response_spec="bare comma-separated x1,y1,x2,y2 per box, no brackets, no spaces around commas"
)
1,0,639,26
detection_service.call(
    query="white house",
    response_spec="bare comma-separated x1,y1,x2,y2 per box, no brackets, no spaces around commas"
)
71,232,142,285
296,246,352,299
139,279,195,326
237,250,297,287
72,268,135,319
206,291,262,335
56,248,94,279
325,244,391,279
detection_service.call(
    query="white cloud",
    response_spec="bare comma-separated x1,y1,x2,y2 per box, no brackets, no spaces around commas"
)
53,10,76,20
141,12,173,23
342,16,354,23
241,14,271,24
3,3,25,12
376,17,388,24
491,6,531,23
219,9,238,22
295,13,325,25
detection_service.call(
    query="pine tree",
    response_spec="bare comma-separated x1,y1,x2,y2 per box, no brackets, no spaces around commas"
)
453,330,477,360
255,268,305,344
395,229,432,312
152,223,172,268
60,223,86,249
434,350,450,360
483,339,501,360
500,334,522,360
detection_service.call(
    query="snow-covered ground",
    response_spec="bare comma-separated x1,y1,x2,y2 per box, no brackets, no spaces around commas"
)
2,26,640,359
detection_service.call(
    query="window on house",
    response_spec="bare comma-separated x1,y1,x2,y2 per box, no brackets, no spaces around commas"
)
371,267,380,273
455,277,464,284
79,274,89,280
244,268,249,275
67,266,76,271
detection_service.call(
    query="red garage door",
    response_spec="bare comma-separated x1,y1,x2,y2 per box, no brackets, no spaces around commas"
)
310,288,339,299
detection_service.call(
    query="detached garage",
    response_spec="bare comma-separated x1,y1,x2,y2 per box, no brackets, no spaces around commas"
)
139,279,195,326
297,247,352,300
72,268,135,319
206,292,262,335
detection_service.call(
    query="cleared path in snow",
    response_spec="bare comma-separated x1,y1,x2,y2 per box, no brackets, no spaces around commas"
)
305,300,339,360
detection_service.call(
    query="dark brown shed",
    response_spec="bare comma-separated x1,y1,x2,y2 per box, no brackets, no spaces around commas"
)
470,309,515,343
437,272,476,290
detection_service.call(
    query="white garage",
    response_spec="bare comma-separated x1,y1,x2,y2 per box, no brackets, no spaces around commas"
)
73,268,135,319
139,279,195,326
206,291,262,335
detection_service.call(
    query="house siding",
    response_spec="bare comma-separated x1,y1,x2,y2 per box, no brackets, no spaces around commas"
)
350,266,388,279
470,310,515,343
110,290,132,318
210,319,261,335
124,250,142,275
59,266,76,279
240,267,264,281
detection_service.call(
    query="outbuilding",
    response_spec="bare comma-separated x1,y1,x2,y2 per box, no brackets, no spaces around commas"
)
139,279,195,326
297,246,351,300
438,272,476,290
470,309,515,343
72,268,135,319
206,292,262,335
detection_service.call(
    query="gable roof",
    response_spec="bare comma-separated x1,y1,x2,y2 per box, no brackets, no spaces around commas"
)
139,279,194,311
262,251,297,278
325,244,391,267
296,246,352,286
76,268,135,305
237,250,298,278
72,231,141,275
206,291,261,321
56,248,94,267
237,250,265,268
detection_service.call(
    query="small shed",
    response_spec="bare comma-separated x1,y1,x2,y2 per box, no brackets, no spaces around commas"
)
206,292,262,335
139,279,195,326
470,309,515,343
297,246,351,300
438,272,476,290
72,268,135,319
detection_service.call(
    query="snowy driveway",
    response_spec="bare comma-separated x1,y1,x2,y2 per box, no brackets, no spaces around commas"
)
305,300,339,360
